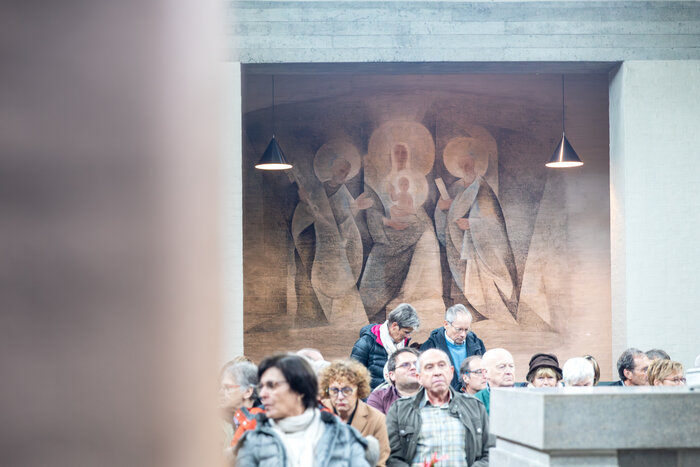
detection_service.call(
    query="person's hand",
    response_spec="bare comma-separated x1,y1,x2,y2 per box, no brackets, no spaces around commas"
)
355,192,374,210
384,218,408,230
437,198,452,211
456,218,470,230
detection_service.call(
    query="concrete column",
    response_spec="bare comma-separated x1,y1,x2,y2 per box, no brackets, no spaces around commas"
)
0,2,223,467
610,61,700,369
221,62,245,361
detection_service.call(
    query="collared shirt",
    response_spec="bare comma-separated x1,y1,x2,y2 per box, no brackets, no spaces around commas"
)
412,392,467,466
367,384,402,415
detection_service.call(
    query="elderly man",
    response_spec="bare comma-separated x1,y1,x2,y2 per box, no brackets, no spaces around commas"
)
460,355,487,395
420,304,486,391
351,303,420,389
367,348,421,415
614,347,651,386
386,348,491,467
473,348,514,414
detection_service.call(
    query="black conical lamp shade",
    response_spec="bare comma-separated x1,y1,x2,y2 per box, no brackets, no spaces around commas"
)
255,136,292,170
546,134,583,168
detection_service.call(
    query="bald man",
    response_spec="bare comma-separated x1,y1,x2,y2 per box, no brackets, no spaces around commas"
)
473,348,515,414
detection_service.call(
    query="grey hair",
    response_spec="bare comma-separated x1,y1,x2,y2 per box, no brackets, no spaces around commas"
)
445,303,473,324
388,303,420,330
416,348,451,373
221,360,258,396
645,348,670,361
562,358,595,386
460,355,482,376
617,347,644,381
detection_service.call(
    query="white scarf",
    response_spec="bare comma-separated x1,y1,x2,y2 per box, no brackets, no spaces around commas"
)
379,320,405,356
270,408,324,467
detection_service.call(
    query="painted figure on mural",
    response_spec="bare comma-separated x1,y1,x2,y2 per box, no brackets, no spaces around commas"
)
434,132,518,324
361,122,445,323
291,141,373,326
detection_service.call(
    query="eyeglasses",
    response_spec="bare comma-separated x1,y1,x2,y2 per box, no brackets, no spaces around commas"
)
447,322,469,334
220,384,241,392
327,386,355,398
465,369,485,376
256,380,288,392
396,361,417,370
399,327,413,336
663,377,686,384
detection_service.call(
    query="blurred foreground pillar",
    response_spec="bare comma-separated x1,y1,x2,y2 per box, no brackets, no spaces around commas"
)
0,2,223,467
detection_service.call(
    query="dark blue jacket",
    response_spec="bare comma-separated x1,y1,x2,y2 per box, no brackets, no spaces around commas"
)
351,324,410,390
419,327,486,391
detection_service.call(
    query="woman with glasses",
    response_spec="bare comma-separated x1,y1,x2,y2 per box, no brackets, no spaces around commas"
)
648,359,686,386
219,358,263,453
319,360,390,467
235,354,371,467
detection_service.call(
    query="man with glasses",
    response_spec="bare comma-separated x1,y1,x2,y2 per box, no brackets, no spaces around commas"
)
460,355,487,395
367,348,421,414
474,348,515,414
419,304,486,391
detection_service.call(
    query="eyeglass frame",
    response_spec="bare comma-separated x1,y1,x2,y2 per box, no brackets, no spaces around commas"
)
447,321,470,334
327,386,356,398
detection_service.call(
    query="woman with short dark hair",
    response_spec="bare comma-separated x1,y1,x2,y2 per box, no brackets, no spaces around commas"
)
235,354,371,467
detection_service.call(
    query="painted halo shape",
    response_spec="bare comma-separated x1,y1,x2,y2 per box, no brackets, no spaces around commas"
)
442,125,496,179
385,169,430,210
314,140,362,183
365,120,435,191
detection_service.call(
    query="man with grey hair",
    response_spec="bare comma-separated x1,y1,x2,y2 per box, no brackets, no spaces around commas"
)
351,303,420,389
614,347,651,386
419,303,485,390
562,357,595,386
386,348,491,466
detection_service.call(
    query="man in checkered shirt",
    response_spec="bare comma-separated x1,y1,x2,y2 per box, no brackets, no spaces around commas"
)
386,348,492,466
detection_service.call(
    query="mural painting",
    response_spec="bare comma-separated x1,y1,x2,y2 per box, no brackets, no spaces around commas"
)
242,73,612,380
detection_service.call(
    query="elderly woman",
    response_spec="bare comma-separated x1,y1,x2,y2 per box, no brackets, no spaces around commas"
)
526,353,563,387
219,359,262,449
235,354,371,467
562,357,595,387
320,360,390,467
648,359,686,386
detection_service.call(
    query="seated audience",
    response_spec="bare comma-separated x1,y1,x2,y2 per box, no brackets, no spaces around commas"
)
526,353,562,388
615,347,651,386
367,348,420,415
474,348,515,414
583,354,601,385
386,349,492,466
219,359,262,449
460,355,487,395
235,354,371,467
419,304,486,391
319,360,390,466
648,359,686,386
351,303,420,389
646,348,671,361
562,357,595,387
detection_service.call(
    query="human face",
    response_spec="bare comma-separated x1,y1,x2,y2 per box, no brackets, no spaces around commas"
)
444,314,472,345
568,378,593,387
462,358,487,394
388,322,413,343
531,370,558,388
327,378,358,418
219,373,246,412
331,159,351,183
390,352,419,388
393,144,408,169
486,352,515,388
459,154,475,175
658,372,686,386
418,350,454,395
398,177,409,192
625,354,651,386
258,367,304,420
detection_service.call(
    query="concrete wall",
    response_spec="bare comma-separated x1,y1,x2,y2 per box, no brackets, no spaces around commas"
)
609,60,700,369
229,1,700,63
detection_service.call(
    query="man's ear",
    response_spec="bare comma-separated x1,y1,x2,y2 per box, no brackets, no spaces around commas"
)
623,368,632,381
244,386,255,401
443,320,449,330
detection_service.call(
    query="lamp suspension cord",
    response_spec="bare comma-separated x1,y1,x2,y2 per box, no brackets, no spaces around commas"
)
561,74,565,136
272,74,276,137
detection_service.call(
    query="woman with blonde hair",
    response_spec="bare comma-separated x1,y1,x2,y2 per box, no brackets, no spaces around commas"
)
648,359,686,386
320,360,390,466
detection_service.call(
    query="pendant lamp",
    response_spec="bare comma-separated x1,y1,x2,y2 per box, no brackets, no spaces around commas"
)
255,75,292,170
546,75,583,168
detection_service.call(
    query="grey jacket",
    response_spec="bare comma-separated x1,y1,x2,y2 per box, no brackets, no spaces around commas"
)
385,387,492,467
235,410,371,467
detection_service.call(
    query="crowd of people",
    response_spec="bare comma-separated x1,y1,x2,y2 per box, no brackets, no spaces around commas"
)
221,303,695,466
